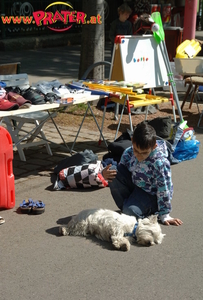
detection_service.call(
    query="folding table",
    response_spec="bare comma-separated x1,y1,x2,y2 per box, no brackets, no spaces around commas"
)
83,82,171,141
0,72,108,160
0,103,60,161
0,94,108,161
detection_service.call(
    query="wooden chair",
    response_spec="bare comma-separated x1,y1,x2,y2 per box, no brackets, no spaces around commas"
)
0,62,21,75
181,76,203,111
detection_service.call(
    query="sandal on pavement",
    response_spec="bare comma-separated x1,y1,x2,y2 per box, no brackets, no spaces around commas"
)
0,216,5,225
32,201,45,215
19,198,34,214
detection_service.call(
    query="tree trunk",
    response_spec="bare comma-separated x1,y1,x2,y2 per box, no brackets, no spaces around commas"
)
78,0,105,80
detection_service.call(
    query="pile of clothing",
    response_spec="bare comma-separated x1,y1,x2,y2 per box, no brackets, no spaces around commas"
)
0,86,32,111
0,80,59,111
0,79,88,111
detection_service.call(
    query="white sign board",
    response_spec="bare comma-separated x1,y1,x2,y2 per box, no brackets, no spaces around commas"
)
110,35,169,89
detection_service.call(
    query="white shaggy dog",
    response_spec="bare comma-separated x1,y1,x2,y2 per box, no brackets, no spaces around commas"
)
59,208,165,251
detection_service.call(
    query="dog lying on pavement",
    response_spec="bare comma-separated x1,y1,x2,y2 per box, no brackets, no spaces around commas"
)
59,208,165,251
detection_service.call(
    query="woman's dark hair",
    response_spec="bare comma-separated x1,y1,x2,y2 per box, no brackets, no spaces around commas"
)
132,122,156,150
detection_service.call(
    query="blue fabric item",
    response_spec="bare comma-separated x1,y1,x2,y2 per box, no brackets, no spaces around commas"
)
156,136,179,165
0,81,6,88
102,158,117,167
122,186,158,219
173,140,200,162
33,201,45,208
124,222,138,240
67,83,111,96
132,223,138,237
108,164,158,219
20,198,34,208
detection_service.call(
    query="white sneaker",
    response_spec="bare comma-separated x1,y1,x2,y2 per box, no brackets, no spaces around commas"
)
0,216,5,225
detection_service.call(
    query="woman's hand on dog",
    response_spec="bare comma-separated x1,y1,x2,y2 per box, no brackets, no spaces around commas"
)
102,164,117,182
164,218,183,226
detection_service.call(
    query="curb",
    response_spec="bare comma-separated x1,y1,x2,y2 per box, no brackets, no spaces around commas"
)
0,32,81,51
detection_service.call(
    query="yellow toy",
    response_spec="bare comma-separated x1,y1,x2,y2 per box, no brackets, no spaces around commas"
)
176,39,201,59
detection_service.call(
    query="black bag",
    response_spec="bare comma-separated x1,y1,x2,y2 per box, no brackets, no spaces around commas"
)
147,117,172,138
54,149,98,174
104,129,133,162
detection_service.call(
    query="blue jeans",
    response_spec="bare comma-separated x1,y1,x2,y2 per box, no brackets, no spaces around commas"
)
108,164,158,219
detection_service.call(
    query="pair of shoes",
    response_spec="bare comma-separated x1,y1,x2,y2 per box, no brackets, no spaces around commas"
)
0,99,19,111
21,88,46,105
19,198,45,214
0,216,5,225
6,92,32,108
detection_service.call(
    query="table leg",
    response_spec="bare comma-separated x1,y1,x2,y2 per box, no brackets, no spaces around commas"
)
126,98,133,132
88,104,108,147
114,95,128,141
47,111,71,152
70,103,108,152
99,97,109,145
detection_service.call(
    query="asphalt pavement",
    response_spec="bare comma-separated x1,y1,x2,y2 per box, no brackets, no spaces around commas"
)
0,43,203,300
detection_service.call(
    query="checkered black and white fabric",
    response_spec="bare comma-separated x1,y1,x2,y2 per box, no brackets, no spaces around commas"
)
54,161,108,190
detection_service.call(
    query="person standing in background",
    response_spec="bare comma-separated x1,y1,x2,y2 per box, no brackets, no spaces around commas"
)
109,2,133,52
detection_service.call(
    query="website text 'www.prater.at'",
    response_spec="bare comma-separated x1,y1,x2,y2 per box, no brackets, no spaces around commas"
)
1,11,102,26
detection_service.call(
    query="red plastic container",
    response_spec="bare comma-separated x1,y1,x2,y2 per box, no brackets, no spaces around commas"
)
0,126,15,209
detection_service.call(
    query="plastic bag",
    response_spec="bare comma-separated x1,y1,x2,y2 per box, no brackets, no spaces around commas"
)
173,139,200,162
170,124,184,150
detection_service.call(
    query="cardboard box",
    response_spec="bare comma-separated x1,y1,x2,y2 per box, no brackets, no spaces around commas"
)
174,57,203,75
